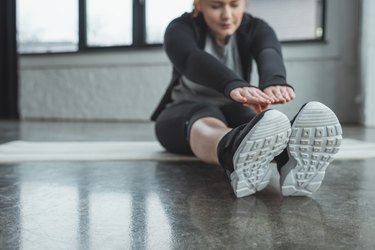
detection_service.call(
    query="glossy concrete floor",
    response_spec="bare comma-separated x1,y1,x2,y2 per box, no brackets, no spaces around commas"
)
1,121,375,249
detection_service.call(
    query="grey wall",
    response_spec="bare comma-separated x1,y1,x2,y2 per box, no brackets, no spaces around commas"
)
360,0,375,127
19,0,361,123
20,50,171,121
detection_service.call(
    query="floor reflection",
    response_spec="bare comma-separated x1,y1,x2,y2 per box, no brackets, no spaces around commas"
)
89,192,132,249
0,165,22,249
0,159,374,249
152,162,330,249
358,160,375,249
146,193,172,249
20,183,79,249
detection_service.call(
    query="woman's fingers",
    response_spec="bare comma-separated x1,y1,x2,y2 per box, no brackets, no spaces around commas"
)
230,88,247,103
272,87,287,103
286,87,296,100
231,87,272,105
264,86,296,104
263,88,277,101
243,87,273,104
279,86,294,101
231,86,296,106
251,88,276,102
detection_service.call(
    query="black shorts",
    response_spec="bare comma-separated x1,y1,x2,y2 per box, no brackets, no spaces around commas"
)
154,101,257,155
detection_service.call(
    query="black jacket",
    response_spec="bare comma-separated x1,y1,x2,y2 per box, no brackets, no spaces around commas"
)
151,12,292,121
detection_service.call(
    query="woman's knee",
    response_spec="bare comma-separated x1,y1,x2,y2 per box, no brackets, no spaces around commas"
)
154,102,227,155
155,118,192,155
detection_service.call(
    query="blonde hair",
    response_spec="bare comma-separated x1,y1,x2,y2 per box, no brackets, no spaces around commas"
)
193,0,201,17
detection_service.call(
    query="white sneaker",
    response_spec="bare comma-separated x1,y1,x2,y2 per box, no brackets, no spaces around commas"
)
217,109,291,198
280,102,343,196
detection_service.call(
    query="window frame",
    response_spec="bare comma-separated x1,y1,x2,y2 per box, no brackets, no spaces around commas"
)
279,0,327,44
18,0,327,55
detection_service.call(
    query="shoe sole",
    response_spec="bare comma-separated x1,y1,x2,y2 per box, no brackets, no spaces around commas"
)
231,110,291,198
280,102,343,196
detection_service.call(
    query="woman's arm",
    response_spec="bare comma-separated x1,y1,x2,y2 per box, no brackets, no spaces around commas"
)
250,19,295,104
251,19,293,91
164,15,251,98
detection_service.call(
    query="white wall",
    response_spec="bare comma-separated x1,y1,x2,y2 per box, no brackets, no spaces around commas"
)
19,0,361,123
360,0,375,127
19,50,171,121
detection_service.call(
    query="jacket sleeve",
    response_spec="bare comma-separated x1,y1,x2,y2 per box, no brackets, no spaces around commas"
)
163,15,252,98
251,19,294,90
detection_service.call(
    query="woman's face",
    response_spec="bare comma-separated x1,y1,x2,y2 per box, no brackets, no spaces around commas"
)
197,0,246,45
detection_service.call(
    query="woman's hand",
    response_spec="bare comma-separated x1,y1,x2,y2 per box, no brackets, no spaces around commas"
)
230,86,296,113
230,86,275,106
230,86,275,113
263,86,296,104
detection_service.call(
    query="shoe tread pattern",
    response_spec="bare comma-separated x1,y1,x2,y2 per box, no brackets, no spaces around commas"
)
231,110,291,198
281,102,343,196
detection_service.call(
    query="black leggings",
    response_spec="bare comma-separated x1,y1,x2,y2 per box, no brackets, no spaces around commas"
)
154,101,257,155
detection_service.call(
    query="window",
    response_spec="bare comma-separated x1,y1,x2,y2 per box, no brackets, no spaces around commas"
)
248,0,325,42
86,0,133,47
17,0,78,53
16,0,325,54
145,1,192,44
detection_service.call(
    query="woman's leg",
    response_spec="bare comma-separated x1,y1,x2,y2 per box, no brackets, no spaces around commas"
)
189,117,231,165
155,102,227,156
155,101,291,198
220,102,257,128
189,103,259,164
